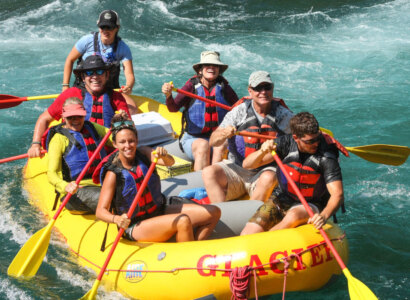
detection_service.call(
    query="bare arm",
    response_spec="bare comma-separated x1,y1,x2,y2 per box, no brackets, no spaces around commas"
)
27,110,55,158
242,139,276,169
96,171,130,229
308,180,344,229
139,146,175,166
62,47,82,91
209,126,236,147
121,60,135,95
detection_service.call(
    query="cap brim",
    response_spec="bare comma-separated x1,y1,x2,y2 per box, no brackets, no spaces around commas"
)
193,64,228,74
62,110,87,118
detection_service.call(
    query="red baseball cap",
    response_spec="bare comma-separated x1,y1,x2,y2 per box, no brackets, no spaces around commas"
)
62,104,87,118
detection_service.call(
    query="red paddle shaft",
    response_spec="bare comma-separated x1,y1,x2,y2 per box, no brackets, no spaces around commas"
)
0,150,47,164
173,87,232,111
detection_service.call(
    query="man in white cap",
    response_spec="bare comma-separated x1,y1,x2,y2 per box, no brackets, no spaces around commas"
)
202,71,294,203
162,51,238,171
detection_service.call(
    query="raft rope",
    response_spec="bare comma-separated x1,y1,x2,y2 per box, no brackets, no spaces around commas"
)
70,233,346,300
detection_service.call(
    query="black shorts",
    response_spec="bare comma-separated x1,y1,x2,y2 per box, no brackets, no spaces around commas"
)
65,186,101,214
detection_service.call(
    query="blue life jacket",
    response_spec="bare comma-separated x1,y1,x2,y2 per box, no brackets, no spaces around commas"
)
82,90,115,128
185,76,231,137
45,121,107,181
100,151,164,222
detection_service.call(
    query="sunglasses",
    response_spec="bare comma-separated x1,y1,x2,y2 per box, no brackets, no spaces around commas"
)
100,26,116,31
84,69,105,76
252,83,273,92
202,64,219,68
112,120,135,130
300,132,322,145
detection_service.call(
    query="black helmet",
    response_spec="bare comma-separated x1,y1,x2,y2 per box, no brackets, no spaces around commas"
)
73,55,111,77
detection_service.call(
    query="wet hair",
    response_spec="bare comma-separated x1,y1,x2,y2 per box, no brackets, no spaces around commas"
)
290,112,319,138
110,114,138,142
63,97,83,107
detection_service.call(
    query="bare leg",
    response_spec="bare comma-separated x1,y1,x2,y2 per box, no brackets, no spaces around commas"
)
166,204,221,240
250,170,277,202
202,164,228,203
269,206,309,231
191,138,211,171
240,222,264,236
131,213,194,242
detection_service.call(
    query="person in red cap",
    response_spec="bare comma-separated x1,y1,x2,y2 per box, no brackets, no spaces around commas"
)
62,9,136,113
28,54,131,158
45,97,120,213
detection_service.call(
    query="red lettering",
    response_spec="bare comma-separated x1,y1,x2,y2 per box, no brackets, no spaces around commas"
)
222,256,232,277
197,255,218,276
291,248,306,270
323,242,333,262
249,254,268,276
269,251,288,274
307,244,324,267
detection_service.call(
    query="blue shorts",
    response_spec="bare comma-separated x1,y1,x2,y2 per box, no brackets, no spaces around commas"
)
180,132,210,161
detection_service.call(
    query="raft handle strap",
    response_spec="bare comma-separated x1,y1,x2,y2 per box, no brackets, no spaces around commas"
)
52,191,60,211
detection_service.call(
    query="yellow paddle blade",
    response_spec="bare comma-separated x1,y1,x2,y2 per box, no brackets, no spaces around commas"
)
346,144,410,166
320,127,334,137
343,269,378,300
8,220,55,278
80,279,101,300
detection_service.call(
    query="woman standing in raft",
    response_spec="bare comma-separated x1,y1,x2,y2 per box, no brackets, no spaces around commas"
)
96,115,221,242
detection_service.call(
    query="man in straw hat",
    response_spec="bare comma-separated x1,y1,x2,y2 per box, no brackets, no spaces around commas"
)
28,55,130,158
162,51,238,171
202,71,294,203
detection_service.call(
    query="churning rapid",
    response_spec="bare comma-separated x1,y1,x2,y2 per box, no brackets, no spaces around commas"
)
0,0,409,299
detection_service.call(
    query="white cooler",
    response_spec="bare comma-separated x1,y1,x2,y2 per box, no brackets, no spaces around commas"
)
132,112,175,146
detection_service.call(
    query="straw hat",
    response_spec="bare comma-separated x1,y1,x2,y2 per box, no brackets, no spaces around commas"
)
192,51,228,74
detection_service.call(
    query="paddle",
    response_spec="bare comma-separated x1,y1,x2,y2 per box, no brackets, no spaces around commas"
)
0,94,59,109
171,86,232,111
0,150,47,164
271,151,378,300
7,129,112,279
237,131,409,166
81,155,159,300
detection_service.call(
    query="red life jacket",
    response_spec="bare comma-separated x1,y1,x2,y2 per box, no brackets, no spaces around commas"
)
229,99,287,164
278,135,344,207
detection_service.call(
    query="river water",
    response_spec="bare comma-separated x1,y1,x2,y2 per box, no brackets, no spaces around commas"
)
0,0,409,299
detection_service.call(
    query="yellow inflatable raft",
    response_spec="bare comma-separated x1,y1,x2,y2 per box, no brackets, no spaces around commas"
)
22,95,348,299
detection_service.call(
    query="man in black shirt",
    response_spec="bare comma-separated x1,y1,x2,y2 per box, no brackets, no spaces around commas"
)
241,112,344,235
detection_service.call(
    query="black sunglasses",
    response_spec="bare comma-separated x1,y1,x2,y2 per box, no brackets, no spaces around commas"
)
100,26,116,31
252,83,273,92
300,132,322,145
84,69,105,76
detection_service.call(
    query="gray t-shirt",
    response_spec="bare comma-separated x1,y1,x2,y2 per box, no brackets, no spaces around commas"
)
219,100,294,163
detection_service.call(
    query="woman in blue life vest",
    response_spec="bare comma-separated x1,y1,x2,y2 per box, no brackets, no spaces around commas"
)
162,51,238,171
46,97,115,214
62,10,138,114
96,115,221,242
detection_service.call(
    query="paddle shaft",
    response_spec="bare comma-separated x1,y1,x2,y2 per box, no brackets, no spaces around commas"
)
172,87,232,111
0,150,47,164
0,94,60,104
95,157,158,281
52,129,112,220
271,151,347,270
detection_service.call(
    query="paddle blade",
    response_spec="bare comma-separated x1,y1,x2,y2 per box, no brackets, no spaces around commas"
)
8,221,54,278
343,269,378,300
80,279,101,300
346,144,410,166
0,94,23,109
